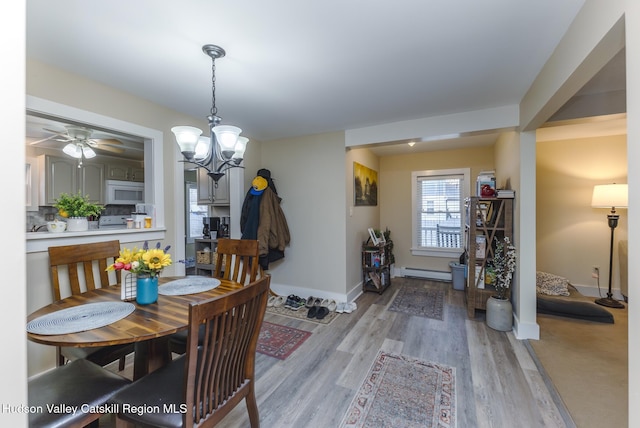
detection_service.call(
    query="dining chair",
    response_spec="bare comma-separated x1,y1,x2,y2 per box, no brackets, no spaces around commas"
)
109,275,271,428
48,240,134,369
214,238,260,285
168,238,261,356
28,358,131,428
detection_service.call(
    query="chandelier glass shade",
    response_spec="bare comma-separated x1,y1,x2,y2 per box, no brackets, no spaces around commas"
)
172,44,248,183
63,142,96,159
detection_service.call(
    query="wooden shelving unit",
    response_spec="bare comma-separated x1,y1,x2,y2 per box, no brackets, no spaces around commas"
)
362,241,392,294
464,197,513,318
194,238,218,276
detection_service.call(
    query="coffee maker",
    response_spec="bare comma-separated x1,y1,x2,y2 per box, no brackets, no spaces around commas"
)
218,216,230,238
202,217,221,238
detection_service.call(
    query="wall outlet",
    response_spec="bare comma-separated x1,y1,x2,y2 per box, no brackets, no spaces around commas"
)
592,266,600,279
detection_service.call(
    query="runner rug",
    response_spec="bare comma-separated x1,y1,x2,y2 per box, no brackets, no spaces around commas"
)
388,285,445,320
257,321,312,360
340,351,456,428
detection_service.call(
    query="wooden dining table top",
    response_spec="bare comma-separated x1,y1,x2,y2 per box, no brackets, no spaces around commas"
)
26,276,244,348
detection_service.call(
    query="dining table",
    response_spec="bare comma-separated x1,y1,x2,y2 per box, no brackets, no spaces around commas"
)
26,276,244,380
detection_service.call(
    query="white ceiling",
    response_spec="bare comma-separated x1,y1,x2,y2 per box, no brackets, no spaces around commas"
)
26,0,590,152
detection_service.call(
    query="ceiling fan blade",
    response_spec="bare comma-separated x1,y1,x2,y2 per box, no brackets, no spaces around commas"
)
43,127,68,136
93,144,127,154
92,138,124,146
29,135,56,145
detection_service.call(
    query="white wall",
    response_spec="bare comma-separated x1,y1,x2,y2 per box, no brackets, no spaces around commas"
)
346,148,380,299
624,1,640,423
2,2,27,425
258,131,349,301
537,134,627,294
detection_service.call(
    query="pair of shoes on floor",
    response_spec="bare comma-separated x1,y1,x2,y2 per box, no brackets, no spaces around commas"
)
321,299,338,312
305,296,323,309
336,302,357,314
306,297,338,312
269,295,286,308
284,294,306,311
307,305,330,320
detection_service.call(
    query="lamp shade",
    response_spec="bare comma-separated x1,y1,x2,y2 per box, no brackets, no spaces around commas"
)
63,143,82,158
82,145,96,159
212,125,242,157
591,184,628,209
171,126,203,155
194,136,211,160
232,136,249,160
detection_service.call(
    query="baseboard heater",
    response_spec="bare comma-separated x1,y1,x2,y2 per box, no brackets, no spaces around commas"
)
399,267,451,281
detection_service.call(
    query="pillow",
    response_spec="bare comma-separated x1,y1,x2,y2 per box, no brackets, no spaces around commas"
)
536,271,571,296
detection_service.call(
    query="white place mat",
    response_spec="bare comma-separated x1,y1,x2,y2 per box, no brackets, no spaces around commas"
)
158,277,221,296
27,302,136,335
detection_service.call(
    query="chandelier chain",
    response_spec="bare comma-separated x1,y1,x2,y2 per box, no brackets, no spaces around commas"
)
210,57,217,118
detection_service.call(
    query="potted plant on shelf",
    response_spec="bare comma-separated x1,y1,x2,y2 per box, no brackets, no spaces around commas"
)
383,227,396,276
53,191,104,232
486,236,516,331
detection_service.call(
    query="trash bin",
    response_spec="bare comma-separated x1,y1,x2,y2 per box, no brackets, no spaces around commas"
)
449,261,466,290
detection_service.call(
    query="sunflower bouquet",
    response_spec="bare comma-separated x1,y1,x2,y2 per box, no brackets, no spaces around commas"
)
107,241,172,278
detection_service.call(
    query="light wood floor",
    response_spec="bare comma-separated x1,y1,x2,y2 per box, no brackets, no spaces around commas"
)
103,277,573,427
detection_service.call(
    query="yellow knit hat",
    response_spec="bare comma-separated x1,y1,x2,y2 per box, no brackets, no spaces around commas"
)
252,176,268,192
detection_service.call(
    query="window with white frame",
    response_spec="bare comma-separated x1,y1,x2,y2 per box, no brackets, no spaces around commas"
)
411,168,470,256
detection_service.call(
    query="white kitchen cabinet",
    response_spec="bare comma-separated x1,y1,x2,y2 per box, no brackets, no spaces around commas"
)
107,162,144,182
196,167,230,206
39,155,105,205
26,157,40,211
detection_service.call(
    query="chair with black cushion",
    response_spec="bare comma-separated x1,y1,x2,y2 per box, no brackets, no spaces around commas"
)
48,240,134,370
28,358,131,428
110,275,271,428
214,238,260,285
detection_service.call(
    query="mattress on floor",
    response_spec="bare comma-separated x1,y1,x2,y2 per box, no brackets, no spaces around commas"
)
536,284,614,324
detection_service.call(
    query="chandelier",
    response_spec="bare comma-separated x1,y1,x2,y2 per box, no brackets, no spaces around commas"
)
172,44,248,184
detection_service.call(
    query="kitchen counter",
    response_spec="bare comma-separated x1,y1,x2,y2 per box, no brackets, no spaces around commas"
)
26,227,166,253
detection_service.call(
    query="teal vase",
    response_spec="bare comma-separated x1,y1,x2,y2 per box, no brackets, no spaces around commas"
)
136,275,158,305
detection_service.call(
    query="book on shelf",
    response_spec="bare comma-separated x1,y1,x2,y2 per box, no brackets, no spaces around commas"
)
475,235,486,259
496,189,515,198
368,272,381,289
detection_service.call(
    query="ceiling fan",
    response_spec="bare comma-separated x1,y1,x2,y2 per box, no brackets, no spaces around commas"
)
29,125,127,160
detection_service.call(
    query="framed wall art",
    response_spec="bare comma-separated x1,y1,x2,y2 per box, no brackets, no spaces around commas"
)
354,162,378,206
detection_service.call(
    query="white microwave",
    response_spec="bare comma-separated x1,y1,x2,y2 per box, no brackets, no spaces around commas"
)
105,180,145,205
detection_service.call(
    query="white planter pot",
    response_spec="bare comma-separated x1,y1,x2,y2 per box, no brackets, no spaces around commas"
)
486,296,513,331
66,217,89,232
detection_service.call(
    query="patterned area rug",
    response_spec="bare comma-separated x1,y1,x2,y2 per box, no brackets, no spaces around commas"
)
388,285,445,320
257,322,312,360
340,351,456,428
266,305,340,324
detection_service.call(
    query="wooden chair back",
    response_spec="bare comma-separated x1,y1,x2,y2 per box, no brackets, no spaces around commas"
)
48,240,121,301
183,275,270,427
48,240,133,369
213,238,260,285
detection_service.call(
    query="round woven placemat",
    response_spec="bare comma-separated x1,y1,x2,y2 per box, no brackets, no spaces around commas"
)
26,302,136,335
158,277,221,296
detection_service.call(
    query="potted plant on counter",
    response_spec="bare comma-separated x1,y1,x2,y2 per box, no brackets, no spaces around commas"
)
53,191,104,232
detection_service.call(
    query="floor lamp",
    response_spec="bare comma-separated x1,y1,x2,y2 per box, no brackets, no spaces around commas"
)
591,183,628,308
